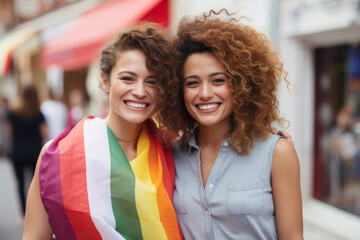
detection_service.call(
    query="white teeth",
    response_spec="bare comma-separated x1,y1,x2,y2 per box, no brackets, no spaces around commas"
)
126,102,146,108
198,103,219,110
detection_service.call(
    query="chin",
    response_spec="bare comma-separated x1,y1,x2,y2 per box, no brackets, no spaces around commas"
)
128,117,150,124
122,113,151,124
197,119,220,126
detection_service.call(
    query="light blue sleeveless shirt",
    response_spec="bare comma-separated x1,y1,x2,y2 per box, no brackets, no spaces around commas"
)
172,134,281,240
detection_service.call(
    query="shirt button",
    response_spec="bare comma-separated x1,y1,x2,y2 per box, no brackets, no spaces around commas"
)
223,141,229,147
205,210,210,216
209,184,214,188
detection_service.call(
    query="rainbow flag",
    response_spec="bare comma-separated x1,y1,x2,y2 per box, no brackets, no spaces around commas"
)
39,116,183,240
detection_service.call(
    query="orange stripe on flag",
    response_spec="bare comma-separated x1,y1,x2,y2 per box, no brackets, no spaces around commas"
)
146,126,183,240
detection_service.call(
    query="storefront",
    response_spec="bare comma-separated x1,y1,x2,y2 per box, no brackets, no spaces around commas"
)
279,0,360,238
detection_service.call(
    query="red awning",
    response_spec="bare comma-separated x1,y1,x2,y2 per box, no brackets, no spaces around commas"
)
42,0,168,71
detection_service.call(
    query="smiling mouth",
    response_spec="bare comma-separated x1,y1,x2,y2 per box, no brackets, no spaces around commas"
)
196,103,220,111
125,101,149,109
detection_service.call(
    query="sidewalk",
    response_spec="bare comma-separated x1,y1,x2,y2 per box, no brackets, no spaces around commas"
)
0,157,25,240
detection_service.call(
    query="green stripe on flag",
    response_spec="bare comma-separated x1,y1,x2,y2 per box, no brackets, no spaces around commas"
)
107,127,143,240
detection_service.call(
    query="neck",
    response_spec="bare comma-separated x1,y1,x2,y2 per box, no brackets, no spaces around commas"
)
105,112,143,149
197,120,231,148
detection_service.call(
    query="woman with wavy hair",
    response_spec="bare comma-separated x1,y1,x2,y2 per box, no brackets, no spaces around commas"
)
23,23,183,240
171,10,303,239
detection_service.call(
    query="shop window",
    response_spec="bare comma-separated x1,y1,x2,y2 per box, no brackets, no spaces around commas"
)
314,45,360,217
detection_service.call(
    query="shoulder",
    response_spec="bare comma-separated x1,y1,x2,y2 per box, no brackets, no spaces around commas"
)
40,140,52,158
274,138,296,155
272,138,300,176
37,140,53,172
171,140,183,156
171,140,191,164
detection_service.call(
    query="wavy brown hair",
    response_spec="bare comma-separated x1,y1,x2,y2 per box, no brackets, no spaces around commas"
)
173,9,288,155
100,22,180,142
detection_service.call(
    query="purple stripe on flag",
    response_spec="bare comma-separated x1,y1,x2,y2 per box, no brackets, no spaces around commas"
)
39,126,77,240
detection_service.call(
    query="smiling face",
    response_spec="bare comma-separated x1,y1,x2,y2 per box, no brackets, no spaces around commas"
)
183,52,233,129
102,49,156,125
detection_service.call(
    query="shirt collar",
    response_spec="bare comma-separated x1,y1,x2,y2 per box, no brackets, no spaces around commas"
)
187,130,233,154
188,132,198,154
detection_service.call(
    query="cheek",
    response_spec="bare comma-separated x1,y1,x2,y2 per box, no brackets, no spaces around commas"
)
149,88,157,102
224,85,233,102
183,89,194,105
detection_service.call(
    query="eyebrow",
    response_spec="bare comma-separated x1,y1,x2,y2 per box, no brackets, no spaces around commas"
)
209,72,226,77
183,72,226,81
118,71,137,77
118,71,155,78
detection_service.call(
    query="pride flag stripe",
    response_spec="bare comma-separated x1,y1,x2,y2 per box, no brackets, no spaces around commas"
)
147,127,172,239
58,117,102,240
131,127,168,239
108,127,143,240
39,127,77,240
84,118,124,239
152,131,183,239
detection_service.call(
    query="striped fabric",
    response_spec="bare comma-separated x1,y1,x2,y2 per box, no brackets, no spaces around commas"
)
39,116,182,240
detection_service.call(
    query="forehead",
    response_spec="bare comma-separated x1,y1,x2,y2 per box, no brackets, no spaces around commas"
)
183,52,225,74
112,49,152,75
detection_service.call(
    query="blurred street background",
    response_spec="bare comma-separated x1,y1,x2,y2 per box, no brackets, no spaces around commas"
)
1,0,360,239
0,157,23,240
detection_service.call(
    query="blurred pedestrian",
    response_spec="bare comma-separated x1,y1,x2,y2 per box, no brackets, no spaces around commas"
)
40,87,67,141
6,85,48,222
327,105,359,206
0,97,10,157
67,89,86,126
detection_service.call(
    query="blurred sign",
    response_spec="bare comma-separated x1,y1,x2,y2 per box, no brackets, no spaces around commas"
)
282,0,360,36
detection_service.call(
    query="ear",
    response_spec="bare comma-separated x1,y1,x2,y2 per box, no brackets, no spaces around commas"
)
101,72,110,93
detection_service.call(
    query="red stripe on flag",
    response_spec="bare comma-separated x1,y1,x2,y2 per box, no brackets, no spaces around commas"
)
59,116,102,239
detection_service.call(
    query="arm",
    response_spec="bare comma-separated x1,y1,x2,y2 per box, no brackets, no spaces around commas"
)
272,138,303,240
23,142,53,240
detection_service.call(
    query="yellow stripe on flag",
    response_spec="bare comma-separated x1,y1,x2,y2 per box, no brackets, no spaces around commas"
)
130,128,168,240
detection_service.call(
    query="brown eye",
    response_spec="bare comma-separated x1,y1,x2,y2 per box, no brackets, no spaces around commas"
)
185,80,199,87
121,76,133,82
213,78,225,84
146,80,156,86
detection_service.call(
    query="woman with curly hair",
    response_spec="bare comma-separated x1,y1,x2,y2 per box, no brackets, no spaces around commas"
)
23,23,183,240
171,10,303,239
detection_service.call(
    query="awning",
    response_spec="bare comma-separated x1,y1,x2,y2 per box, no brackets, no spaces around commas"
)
42,0,168,71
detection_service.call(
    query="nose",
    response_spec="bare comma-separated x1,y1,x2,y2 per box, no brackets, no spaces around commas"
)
132,80,146,98
199,83,213,100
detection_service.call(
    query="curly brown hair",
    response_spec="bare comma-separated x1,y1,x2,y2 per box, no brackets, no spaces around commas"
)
173,9,288,155
100,22,180,142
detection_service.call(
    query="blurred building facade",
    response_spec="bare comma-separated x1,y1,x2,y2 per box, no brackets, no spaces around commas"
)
1,0,360,239
0,0,75,35
278,0,360,239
